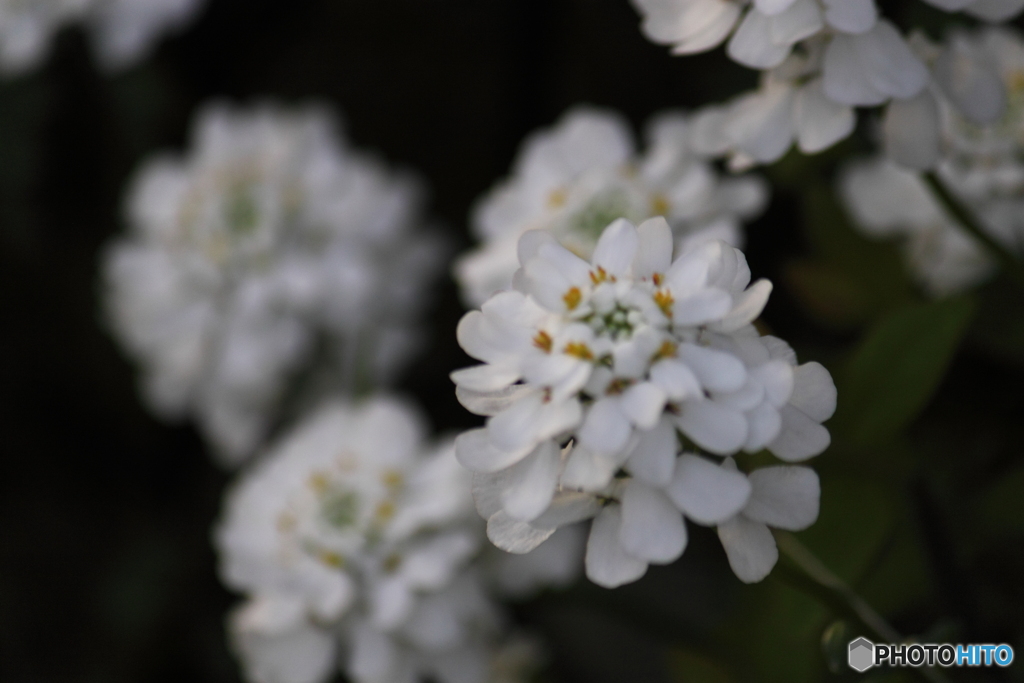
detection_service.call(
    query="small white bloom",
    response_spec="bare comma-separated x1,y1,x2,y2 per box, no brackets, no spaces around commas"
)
454,218,835,589
838,156,1005,296
919,0,1024,21
0,0,207,74
454,107,767,306
217,396,532,683
104,102,445,464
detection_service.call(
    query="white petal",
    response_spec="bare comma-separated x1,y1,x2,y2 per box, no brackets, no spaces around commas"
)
672,287,734,325
822,0,876,33
621,382,668,429
560,442,624,491
754,0,799,15
666,2,743,55
487,511,556,554
533,490,605,528
368,578,414,630
517,229,559,265
745,466,820,530
823,33,886,106
634,216,674,279
455,383,532,417
488,392,581,454
577,397,633,454
723,84,796,163
934,39,1006,125
450,364,521,392
626,416,678,486
768,405,831,461
650,358,703,401
619,480,688,563
455,428,533,473
232,611,336,683
592,218,639,277
667,454,752,523
728,9,792,69
794,80,855,154
585,506,649,588
769,0,824,47
743,401,783,451
856,21,929,100
678,343,747,392
882,91,940,171
712,377,765,412
717,515,779,583
501,440,563,521
676,400,749,454
751,359,794,407
789,361,836,421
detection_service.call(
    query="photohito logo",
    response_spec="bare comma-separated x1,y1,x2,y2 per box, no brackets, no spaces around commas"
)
847,638,1014,672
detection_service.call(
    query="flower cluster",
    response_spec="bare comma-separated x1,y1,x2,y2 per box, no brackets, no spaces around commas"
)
840,27,1024,295
103,103,445,464
452,218,835,587
216,397,540,683
454,107,768,306
631,0,1024,167
0,0,206,74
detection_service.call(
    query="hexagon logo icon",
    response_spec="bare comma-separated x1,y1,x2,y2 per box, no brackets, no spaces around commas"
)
848,637,875,672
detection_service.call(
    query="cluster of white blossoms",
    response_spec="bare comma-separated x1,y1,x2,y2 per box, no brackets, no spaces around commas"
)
216,397,542,683
452,217,836,587
0,0,206,74
840,27,1024,295
103,103,445,465
454,107,768,306
630,0,1024,168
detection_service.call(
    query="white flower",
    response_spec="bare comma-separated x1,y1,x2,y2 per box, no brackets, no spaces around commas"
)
103,102,444,464
716,459,820,582
454,107,767,306
453,218,836,588
217,397,533,683
838,155,1010,296
0,0,207,75
631,0,880,66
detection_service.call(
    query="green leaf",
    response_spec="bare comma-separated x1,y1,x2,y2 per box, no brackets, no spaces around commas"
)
835,297,976,444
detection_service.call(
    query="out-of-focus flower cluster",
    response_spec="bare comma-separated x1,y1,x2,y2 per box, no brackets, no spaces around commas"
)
103,103,445,465
630,0,1024,168
452,217,835,587
216,397,547,683
0,0,206,74
455,107,768,306
841,27,1024,295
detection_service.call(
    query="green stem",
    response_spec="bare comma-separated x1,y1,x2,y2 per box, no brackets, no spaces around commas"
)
922,171,1024,289
775,532,953,683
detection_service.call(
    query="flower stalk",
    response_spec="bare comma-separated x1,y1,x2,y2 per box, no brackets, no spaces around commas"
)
922,171,1024,290
775,531,953,683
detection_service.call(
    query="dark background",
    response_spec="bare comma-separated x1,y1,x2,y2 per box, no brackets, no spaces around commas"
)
2,1,1023,682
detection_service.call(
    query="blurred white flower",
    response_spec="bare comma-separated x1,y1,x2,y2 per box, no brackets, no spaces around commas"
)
837,155,1014,295
217,397,536,683
453,218,835,588
103,102,445,464
454,107,767,306
0,0,206,74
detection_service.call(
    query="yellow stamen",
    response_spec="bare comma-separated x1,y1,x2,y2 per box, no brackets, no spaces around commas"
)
319,551,344,568
653,340,677,361
606,378,633,395
382,469,403,489
589,266,608,285
654,289,674,318
533,331,553,352
375,501,396,522
308,472,330,494
563,286,582,310
547,187,568,208
563,342,594,360
651,193,670,216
